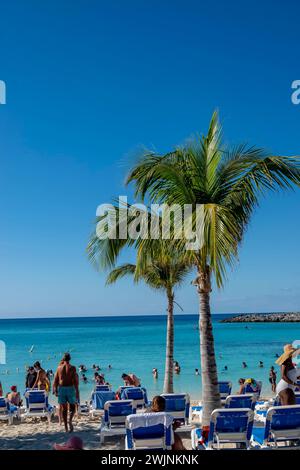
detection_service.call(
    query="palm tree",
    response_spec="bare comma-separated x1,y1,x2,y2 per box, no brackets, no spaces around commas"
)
101,243,191,393
124,112,300,426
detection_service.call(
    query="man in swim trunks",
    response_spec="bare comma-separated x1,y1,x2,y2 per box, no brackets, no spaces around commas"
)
53,353,79,433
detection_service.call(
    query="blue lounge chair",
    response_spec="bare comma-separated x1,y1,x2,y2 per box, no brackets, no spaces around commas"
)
225,394,257,411
90,390,116,417
121,387,148,408
100,400,137,444
125,412,174,450
192,408,254,450
218,381,232,403
243,381,262,397
251,405,300,448
161,393,190,428
0,397,19,424
22,390,54,423
95,384,111,392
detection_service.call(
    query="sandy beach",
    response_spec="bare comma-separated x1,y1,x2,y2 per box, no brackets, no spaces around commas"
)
0,414,194,450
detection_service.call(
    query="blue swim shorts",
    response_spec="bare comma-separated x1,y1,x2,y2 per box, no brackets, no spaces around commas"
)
58,386,76,405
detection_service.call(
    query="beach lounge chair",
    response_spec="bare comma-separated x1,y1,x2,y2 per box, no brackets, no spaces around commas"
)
225,394,257,411
95,384,111,392
90,390,116,417
192,408,254,450
125,412,174,450
218,381,232,404
244,380,262,397
251,405,300,448
100,400,137,444
160,393,190,429
22,390,54,424
121,387,148,408
0,397,19,424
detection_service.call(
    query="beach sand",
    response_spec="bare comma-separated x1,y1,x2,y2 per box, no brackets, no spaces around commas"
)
0,414,193,450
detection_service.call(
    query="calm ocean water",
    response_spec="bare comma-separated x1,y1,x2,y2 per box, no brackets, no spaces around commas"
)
1,314,300,401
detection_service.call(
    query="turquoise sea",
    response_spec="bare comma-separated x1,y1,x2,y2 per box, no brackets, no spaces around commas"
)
0,314,299,402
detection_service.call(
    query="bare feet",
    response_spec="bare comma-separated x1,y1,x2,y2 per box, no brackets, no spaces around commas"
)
68,421,74,433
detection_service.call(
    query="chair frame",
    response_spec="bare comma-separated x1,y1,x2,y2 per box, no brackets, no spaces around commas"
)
22,390,54,424
251,405,300,448
192,408,254,450
125,412,174,450
100,399,136,445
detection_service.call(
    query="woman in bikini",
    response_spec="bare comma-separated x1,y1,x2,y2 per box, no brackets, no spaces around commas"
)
31,361,50,392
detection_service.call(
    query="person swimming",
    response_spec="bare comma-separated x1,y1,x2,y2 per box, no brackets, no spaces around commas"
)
152,368,158,379
174,361,181,374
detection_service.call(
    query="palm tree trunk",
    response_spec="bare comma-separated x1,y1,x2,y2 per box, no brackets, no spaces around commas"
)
163,290,174,393
196,265,221,427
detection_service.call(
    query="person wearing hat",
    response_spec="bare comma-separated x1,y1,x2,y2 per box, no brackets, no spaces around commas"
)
276,344,300,405
53,436,83,451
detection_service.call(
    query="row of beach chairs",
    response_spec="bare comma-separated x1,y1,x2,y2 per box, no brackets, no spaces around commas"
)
0,390,54,425
2,381,300,450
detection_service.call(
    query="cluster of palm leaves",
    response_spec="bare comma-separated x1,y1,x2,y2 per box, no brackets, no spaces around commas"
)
87,111,300,426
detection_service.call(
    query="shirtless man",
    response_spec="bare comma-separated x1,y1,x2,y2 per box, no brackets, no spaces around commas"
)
121,373,141,387
53,353,79,433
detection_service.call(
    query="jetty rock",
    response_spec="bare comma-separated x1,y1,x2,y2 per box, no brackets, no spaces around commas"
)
221,312,300,323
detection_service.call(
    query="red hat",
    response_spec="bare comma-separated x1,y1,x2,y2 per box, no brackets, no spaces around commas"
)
11,385,17,392
53,436,83,451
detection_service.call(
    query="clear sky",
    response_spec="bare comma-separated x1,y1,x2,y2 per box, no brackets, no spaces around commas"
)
0,0,299,318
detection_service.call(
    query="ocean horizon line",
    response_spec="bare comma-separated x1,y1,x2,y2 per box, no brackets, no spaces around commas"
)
0,310,297,321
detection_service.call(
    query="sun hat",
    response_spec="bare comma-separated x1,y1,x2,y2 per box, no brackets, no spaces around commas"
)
275,344,300,366
53,436,83,451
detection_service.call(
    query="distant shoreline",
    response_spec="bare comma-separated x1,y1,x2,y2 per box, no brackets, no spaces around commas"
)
221,312,300,323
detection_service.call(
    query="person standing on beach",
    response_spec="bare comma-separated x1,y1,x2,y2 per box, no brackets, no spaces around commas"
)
269,366,277,393
25,366,37,389
31,361,50,391
276,344,300,405
53,353,79,433
0,381,3,396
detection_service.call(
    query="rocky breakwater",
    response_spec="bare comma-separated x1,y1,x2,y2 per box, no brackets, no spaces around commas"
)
221,312,300,323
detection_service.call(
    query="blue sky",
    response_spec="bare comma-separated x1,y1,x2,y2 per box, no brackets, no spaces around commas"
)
0,0,299,318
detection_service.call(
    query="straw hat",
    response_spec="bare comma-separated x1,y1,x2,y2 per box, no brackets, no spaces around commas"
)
275,344,300,365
